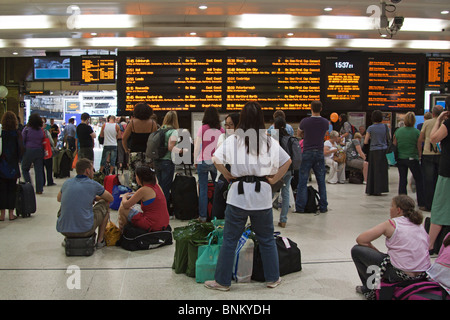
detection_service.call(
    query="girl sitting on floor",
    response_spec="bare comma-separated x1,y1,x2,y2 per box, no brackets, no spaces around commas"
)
351,194,431,299
118,166,169,232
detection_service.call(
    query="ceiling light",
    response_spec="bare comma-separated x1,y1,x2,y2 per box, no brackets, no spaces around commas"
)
287,33,294,36
235,14,295,28
315,16,374,30
199,5,208,10
285,37,333,48
23,38,73,48
190,32,197,36
401,18,448,32
348,38,394,48
75,15,137,29
87,37,137,47
220,37,269,47
441,10,449,15
12,52,18,55
324,7,333,12
154,37,205,46
407,40,450,50
0,15,53,29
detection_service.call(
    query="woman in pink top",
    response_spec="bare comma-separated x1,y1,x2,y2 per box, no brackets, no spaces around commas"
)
351,195,431,298
427,234,450,293
193,107,224,222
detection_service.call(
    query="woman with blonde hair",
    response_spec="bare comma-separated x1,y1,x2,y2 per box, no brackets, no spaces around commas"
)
324,130,345,184
393,111,425,208
155,111,184,210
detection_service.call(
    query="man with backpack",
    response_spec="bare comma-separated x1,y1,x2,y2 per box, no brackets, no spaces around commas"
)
295,101,329,214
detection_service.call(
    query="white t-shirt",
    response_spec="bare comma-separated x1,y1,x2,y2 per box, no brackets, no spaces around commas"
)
324,140,337,160
213,133,290,210
103,122,118,146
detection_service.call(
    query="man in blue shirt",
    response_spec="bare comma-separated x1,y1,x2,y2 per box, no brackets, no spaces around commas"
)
295,101,329,213
57,158,113,248
64,118,77,152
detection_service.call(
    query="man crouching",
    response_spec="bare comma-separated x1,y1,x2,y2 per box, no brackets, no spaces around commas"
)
56,158,114,248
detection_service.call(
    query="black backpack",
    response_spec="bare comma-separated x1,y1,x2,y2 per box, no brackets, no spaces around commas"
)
304,186,320,213
118,223,173,251
280,135,302,171
146,128,169,160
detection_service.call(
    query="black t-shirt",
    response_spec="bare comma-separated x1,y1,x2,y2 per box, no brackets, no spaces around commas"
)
439,119,450,177
76,123,94,148
50,124,59,138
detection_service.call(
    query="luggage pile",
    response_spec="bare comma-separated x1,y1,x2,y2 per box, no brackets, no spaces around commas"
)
172,219,302,284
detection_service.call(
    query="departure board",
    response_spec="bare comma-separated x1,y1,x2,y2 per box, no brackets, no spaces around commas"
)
225,54,321,111
117,51,426,115
123,55,223,112
367,56,422,111
427,58,450,85
81,56,116,84
323,56,363,110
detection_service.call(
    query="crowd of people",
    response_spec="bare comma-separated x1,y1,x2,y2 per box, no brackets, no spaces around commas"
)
1,96,449,297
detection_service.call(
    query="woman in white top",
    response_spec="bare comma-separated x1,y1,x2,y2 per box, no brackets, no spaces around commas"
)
99,115,119,175
205,101,291,291
324,130,346,184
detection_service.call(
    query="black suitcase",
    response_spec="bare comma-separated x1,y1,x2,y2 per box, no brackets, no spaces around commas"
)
119,224,172,251
171,165,198,220
15,181,36,218
64,234,96,256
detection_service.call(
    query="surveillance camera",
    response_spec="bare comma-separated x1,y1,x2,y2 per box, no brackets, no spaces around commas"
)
390,0,402,3
393,16,404,26
386,16,404,36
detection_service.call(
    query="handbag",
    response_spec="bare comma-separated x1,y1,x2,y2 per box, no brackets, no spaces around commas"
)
333,147,346,164
104,220,121,246
42,131,53,160
72,152,78,169
385,124,397,165
195,230,222,283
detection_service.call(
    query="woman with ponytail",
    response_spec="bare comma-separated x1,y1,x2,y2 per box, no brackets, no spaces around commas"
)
351,195,431,298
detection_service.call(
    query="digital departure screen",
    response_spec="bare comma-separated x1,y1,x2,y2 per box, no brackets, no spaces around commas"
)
225,54,321,111
81,56,116,84
323,56,363,110
427,58,450,86
122,54,223,112
117,51,425,115
367,55,423,111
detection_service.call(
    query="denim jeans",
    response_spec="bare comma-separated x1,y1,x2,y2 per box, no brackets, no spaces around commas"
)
421,155,440,210
100,146,117,167
215,204,279,286
351,245,404,293
197,161,217,219
21,147,44,193
277,171,292,223
295,149,328,212
155,159,175,207
396,158,425,207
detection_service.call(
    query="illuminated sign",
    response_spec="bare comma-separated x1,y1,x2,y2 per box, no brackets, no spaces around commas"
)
81,56,116,84
367,55,423,111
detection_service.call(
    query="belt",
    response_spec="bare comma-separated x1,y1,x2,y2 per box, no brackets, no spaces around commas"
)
235,176,267,195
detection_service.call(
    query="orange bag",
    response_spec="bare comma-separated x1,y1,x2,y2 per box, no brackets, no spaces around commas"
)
72,153,78,169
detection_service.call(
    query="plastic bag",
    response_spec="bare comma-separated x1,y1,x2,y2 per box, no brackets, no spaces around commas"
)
104,220,121,246
195,237,221,283
233,229,254,283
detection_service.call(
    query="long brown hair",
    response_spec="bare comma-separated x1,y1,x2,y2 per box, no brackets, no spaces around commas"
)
392,195,423,225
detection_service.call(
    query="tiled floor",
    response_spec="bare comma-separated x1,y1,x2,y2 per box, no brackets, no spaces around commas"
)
0,156,432,300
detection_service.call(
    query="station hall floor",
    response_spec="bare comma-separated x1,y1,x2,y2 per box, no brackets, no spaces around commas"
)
0,153,434,301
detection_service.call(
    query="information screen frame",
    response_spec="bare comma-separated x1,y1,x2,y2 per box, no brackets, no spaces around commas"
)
117,50,425,116
80,55,116,84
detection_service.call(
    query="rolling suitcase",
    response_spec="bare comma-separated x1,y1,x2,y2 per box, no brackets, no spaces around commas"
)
171,165,198,220
15,181,36,218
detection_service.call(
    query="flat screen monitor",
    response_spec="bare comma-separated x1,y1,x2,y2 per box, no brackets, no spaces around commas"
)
33,57,71,80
